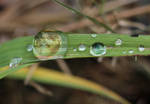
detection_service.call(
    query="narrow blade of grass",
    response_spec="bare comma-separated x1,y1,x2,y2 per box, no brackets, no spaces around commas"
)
0,36,38,79
1,32,150,79
7,66,131,104
0,64,31,79
52,0,115,33
0,36,38,68
63,33,150,59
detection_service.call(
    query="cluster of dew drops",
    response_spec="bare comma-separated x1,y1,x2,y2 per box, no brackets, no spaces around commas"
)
9,33,146,68
76,34,145,56
9,45,33,68
76,34,106,56
115,38,145,54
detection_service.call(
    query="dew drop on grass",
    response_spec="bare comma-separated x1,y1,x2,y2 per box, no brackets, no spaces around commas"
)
115,39,122,46
138,45,145,52
27,45,33,52
91,34,97,38
78,44,86,51
9,57,22,68
33,31,67,60
122,51,126,54
128,50,134,54
73,48,77,52
90,43,106,56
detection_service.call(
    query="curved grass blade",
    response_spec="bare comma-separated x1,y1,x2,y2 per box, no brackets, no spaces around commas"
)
1,32,150,79
52,0,115,33
0,36,38,78
7,66,131,104
0,64,31,79
0,36,38,68
1,33,150,65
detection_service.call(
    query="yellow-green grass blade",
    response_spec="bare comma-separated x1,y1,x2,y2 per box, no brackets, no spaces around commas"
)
0,64,31,79
7,66,131,104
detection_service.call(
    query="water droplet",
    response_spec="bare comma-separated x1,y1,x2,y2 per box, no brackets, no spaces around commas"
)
27,45,33,52
33,31,67,60
73,48,77,52
9,57,22,68
123,51,126,54
115,39,122,46
78,44,86,51
128,50,134,54
138,45,145,52
90,43,106,56
91,34,97,38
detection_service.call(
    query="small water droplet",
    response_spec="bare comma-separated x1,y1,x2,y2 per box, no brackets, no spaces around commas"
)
90,43,106,56
73,48,77,52
91,34,97,38
9,57,22,68
138,45,145,52
122,51,126,54
78,44,86,51
27,45,33,52
128,50,134,54
115,39,122,46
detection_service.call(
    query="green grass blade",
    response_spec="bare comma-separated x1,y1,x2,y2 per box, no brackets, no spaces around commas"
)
0,36,38,78
63,33,150,59
1,32,150,79
0,36,38,68
7,66,131,104
52,0,115,33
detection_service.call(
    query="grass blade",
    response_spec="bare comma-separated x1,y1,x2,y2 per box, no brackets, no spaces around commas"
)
0,64,31,79
0,36,38,78
7,66,131,104
1,32,150,78
0,36,38,68
63,33,150,59
52,0,115,33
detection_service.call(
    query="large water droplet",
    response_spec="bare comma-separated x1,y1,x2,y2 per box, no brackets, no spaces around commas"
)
115,39,122,46
138,45,145,52
27,45,33,52
91,34,97,38
33,31,67,60
9,57,22,68
78,44,86,51
90,43,106,56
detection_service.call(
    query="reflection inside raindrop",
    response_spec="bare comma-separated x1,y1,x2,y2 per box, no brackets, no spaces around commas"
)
91,34,97,38
115,39,122,46
128,50,134,54
33,31,67,60
78,44,86,51
90,42,106,56
27,45,33,52
138,45,145,52
73,48,77,52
